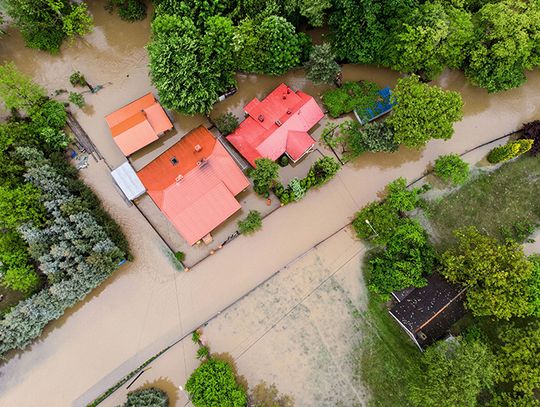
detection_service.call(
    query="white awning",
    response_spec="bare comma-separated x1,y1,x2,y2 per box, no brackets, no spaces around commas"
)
111,161,146,200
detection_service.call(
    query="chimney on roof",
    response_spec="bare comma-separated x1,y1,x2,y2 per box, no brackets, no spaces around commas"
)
258,114,264,122
275,120,282,126
286,108,292,115
287,88,291,94
194,144,202,152
175,174,183,182
282,94,287,100
197,158,208,167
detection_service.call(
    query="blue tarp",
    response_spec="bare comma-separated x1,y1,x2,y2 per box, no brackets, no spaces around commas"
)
354,87,395,125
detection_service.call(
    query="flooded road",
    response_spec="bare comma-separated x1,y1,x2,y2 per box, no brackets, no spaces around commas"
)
0,3,539,406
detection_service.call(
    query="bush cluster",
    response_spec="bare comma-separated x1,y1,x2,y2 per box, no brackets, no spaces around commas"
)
69,71,87,87
274,156,340,205
106,0,147,22
487,139,533,163
215,112,239,136
322,81,379,118
250,158,280,197
123,387,169,407
238,210,262,235
433,154,470,185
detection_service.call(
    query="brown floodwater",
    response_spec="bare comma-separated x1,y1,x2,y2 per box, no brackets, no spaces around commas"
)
0,3,539,406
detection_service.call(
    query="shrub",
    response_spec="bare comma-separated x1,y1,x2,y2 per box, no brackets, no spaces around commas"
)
185,358,247,407
238,210,262,235
521,120,540,156
322,81,379,118
278,155,289,167
310,156,340,186
196,345,210,360
250,381,294,407
288,178,306,201
192,330,201,343
123,387,169,407
106,0,147,22
487,139,534,163
385,177,421,212
69,71,86,87
433,154,469,185
174,251,185,262
215,112,239,136
352,201,401,245
68,92,85,108
251,158,280,197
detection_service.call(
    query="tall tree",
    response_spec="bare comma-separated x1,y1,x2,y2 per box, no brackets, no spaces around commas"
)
465,0,540,92
0,63,45,111
304,43,341,84
4,0,93,53
441,227,536,320
386,74,463,149
409,338,495,407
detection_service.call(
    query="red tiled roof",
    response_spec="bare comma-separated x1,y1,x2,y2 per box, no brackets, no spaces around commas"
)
105,93,173,156
137,126,250,245
226,84,323,166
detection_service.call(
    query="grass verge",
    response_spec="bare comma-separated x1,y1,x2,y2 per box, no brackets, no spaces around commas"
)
424,155,540,248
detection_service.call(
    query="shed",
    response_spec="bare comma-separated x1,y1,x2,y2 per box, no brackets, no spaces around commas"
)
111,161,146,201
389,273,466,350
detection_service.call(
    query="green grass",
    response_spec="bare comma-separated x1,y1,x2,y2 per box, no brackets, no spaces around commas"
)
356,294,422,407
425,155,540,248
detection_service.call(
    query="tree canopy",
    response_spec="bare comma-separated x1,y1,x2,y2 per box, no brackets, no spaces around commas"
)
386,75,463,149
441,227,537,320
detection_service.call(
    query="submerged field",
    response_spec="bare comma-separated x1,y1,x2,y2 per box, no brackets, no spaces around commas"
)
424,155,540,248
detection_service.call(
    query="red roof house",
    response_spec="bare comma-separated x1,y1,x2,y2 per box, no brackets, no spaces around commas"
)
105,93,173,156
227,84,324,167
137,126,250,245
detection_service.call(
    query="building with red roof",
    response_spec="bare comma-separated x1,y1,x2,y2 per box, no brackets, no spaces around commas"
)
105,93,173,156
227,84,324,167
137,126,250,245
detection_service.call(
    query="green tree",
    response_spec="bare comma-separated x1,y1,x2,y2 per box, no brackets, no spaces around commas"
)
250,158,280,197
433,153,470,185
496,322,540,397
215,112,239,136
283,0,331,27
487,139,533,164
304,43,341,85
387,75,463,149
148,14,235,114
0,62,45,111
367,219,435,298
465,0,540,92
185,358,247,407
409,338,495,407
123,387,169,407
4,0,93,53
441,227,535,319
0,231,40,294
106,0,147,22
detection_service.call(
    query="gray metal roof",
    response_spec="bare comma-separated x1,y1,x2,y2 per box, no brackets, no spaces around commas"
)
111,161,146,201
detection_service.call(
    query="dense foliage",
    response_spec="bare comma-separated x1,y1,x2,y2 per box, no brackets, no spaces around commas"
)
148,2,309,114
123,387,169,407
106,0,147,22
0,65,128,355
304,43,341,85
433,154,470,185
441,227,538,320
321,81,379,118
409,337,495,407
487,139,533,164
238,210,262,235
386,75,463,149
274,156,340,205
215,112,239,136
250,158,280,197
185,358,247,407
521,120,540,156
4,0,93,53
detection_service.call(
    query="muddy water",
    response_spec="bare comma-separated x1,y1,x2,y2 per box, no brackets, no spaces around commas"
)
0,3,539,407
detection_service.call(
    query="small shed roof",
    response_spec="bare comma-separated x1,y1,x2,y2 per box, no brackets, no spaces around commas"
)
105,93,173,156
111,161,146,201
390,273,466,350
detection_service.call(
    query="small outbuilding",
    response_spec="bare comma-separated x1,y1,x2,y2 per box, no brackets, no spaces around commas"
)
105,93,173,156
389,273,466,350
227,83,324,167
111,161,146,201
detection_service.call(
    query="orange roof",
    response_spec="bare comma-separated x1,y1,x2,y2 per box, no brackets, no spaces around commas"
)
137,126,250,245
105,93,173,156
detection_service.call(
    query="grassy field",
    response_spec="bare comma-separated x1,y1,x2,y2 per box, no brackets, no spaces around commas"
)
355,294,422,407
424,155,540,248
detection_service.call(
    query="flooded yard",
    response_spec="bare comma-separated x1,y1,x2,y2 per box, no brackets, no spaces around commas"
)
0,2,539,406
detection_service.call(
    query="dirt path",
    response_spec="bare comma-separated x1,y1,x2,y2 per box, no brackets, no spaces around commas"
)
0,3,539,406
